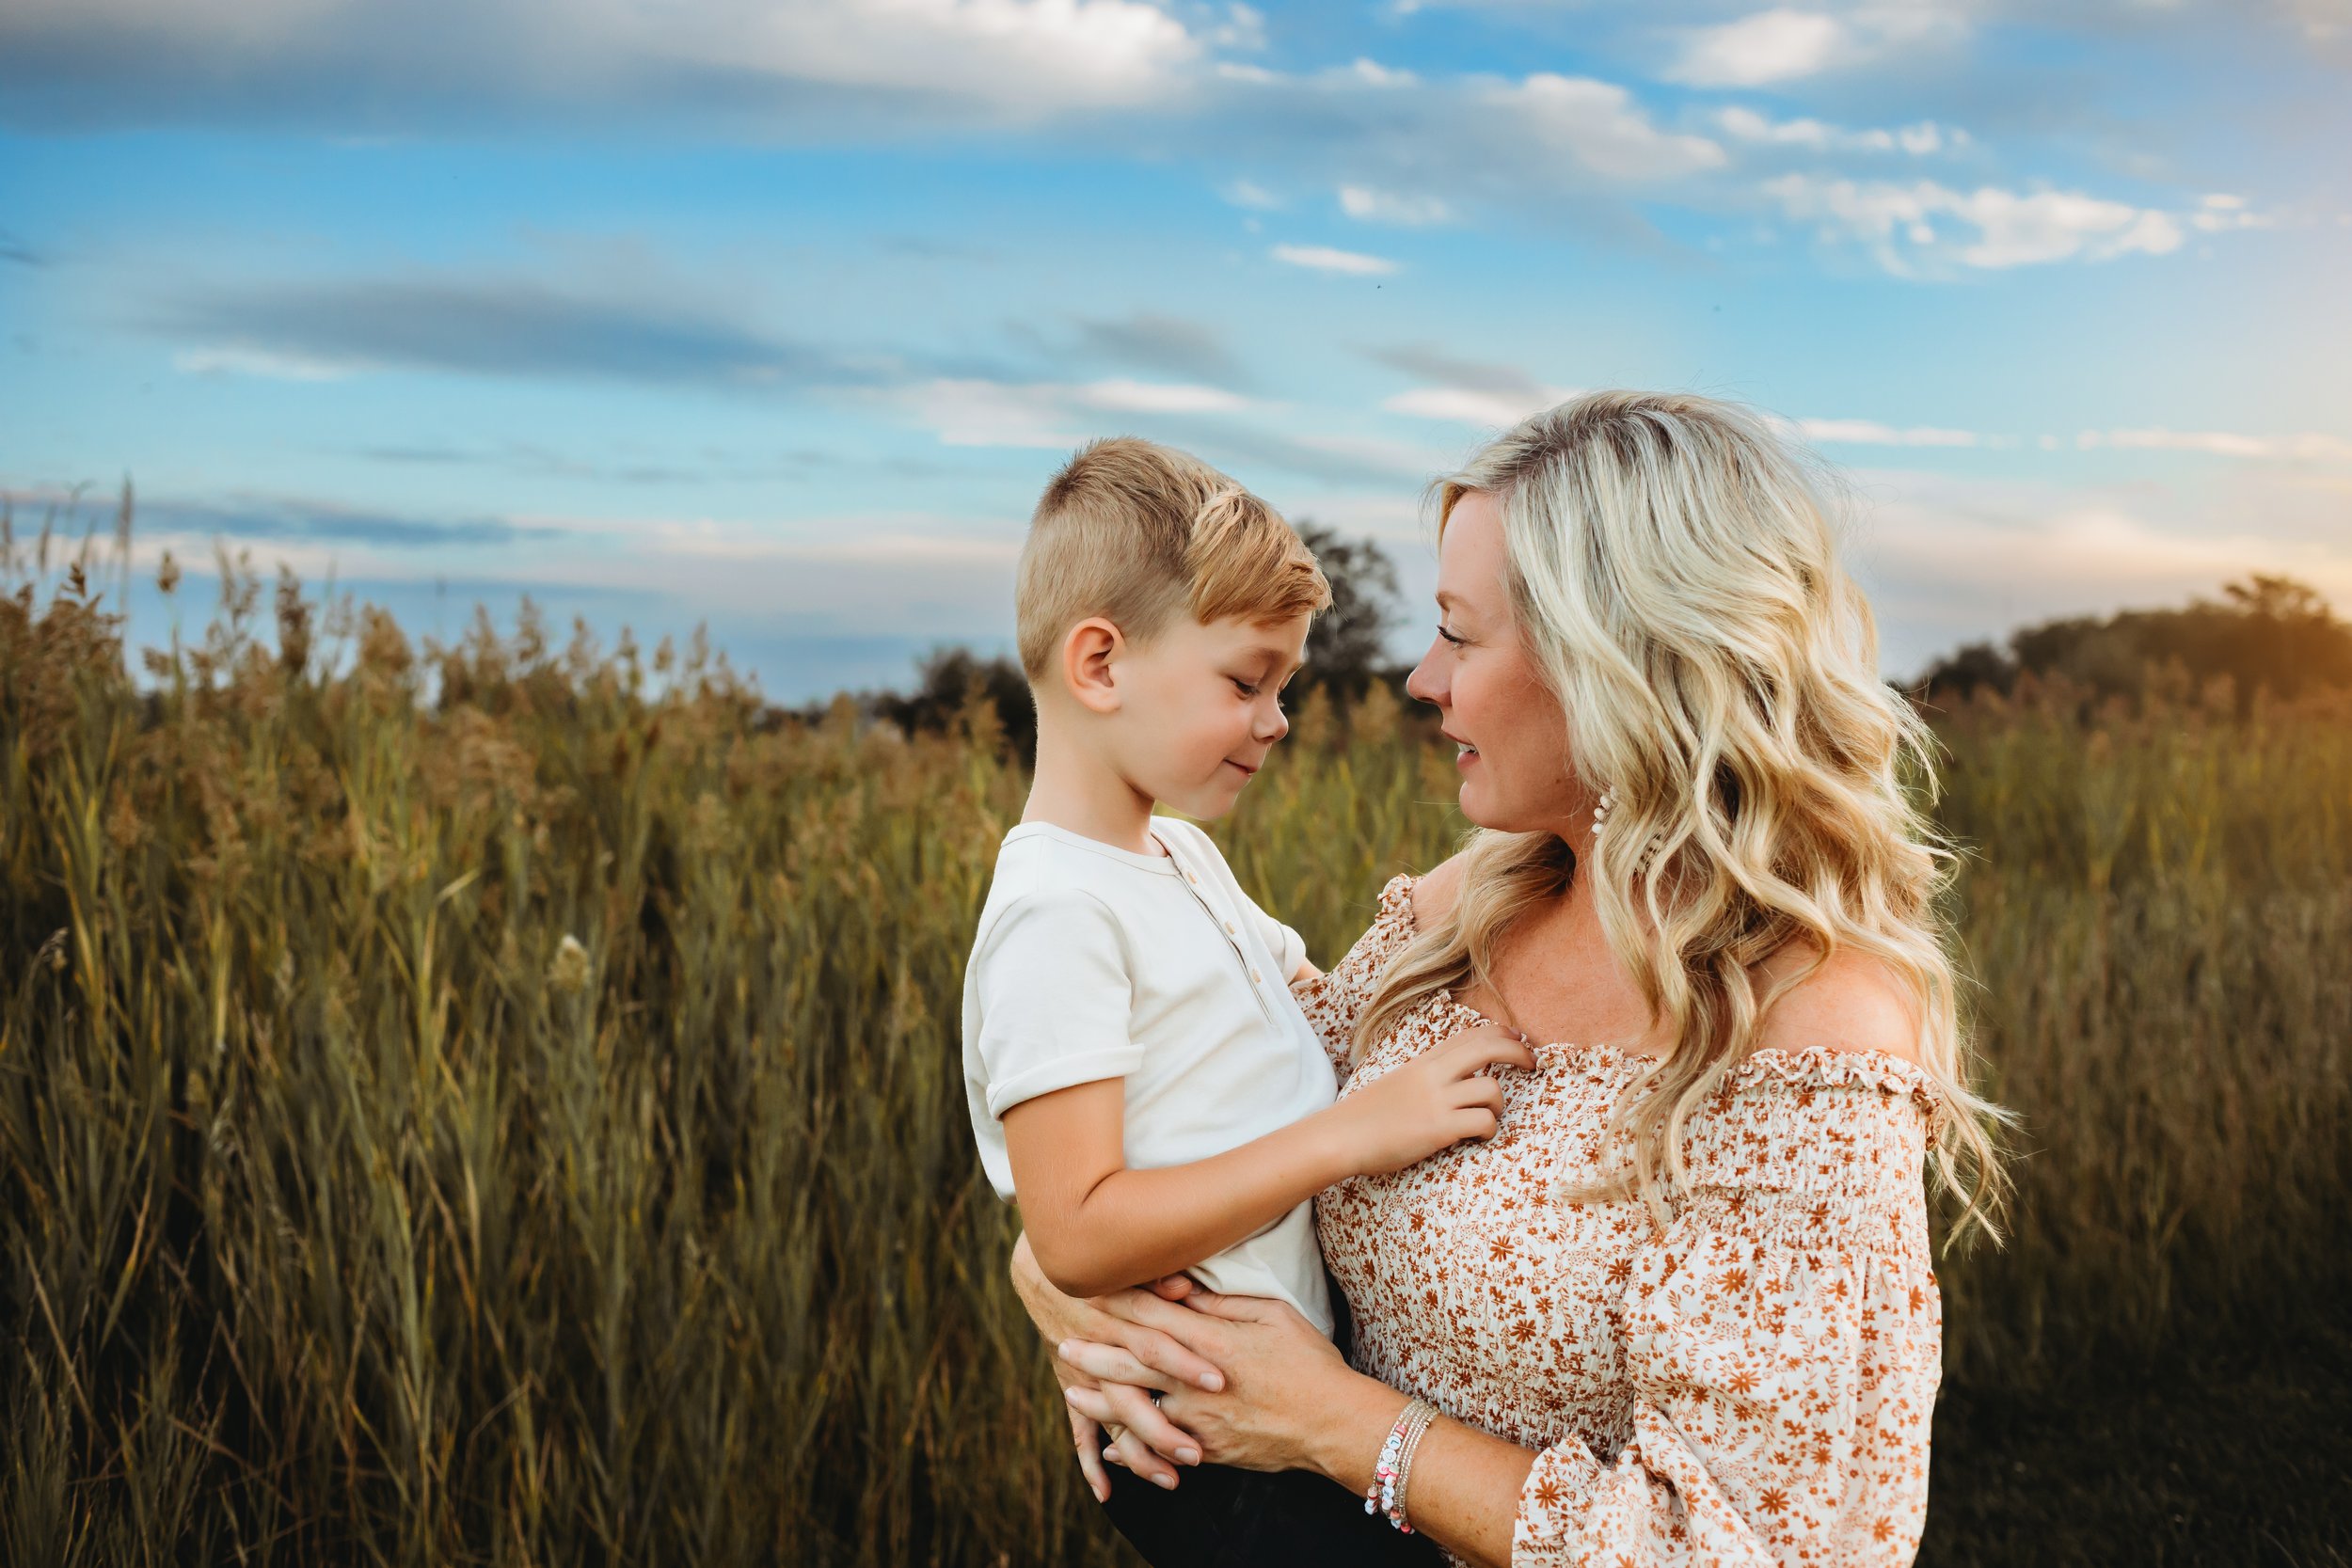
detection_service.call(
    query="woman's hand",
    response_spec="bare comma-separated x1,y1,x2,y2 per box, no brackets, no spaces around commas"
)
1008,1232,1229,1493
1059,1283,1375,1478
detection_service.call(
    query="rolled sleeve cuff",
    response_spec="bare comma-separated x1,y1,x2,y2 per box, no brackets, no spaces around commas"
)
983,1048,1147,1119
1272,921,1308,979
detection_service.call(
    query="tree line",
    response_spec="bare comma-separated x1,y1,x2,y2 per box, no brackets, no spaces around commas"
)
805,524,2352,756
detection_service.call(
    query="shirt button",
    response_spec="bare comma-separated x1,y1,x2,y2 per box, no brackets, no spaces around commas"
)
1251,969,1263,982
1225,921,1237,933
1186,872,1199,883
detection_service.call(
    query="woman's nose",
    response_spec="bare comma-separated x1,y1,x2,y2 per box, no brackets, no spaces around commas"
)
1406,650,1444,707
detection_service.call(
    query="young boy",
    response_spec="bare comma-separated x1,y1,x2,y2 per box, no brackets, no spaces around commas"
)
959,437,1524,1564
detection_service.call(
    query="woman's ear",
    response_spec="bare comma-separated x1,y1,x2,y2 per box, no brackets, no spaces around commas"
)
1061,617,1125,716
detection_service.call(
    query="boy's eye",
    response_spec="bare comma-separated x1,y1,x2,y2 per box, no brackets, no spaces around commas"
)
1231,677,1260,697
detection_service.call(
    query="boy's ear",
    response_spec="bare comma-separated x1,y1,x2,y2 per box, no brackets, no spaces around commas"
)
1061,617,1125,715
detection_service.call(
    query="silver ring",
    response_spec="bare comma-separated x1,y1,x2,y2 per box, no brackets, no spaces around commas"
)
1149,1390,1164,1407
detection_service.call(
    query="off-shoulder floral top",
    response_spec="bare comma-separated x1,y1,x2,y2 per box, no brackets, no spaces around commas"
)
1295,874,1946,1568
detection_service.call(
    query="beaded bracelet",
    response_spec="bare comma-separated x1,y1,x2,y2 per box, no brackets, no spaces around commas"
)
1364,1398,1439,1532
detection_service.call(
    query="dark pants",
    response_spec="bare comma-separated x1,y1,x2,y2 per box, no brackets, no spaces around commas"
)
1095,1281,1443,1568
1101,1457,1443,1567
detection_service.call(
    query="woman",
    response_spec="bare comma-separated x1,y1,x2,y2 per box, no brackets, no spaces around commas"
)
1013,390,2009,1566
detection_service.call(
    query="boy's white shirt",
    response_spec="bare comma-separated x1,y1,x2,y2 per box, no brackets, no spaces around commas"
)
960,815,1336,1337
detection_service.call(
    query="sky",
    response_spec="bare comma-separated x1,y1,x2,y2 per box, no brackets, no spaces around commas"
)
3,0,2348,701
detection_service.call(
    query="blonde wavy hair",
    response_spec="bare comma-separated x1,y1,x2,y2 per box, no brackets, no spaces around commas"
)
1354,390,2009,1243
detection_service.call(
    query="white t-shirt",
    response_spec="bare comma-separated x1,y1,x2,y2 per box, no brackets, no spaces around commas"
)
960,816,1337,1337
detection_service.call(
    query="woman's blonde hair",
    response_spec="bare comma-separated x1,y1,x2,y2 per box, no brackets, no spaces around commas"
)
1355,389,2009,1243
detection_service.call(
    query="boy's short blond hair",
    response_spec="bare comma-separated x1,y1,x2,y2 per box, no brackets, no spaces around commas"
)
1016,437,1331,680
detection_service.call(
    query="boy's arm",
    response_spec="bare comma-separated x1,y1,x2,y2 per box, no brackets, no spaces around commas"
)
1000,1023,1534,1300
1002,1077,1361,1300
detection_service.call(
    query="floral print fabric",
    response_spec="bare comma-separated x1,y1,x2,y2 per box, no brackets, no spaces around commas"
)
1297,875,1944,1567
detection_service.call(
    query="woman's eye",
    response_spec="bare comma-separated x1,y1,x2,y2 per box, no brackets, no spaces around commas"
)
1437,625,1466,647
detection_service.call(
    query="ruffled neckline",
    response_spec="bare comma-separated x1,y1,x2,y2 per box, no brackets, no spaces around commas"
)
1370,871,1947,1115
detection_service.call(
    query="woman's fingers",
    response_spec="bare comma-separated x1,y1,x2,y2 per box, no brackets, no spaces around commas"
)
1102,1381,1204,1466
1067,1405,1111,1504
1106,1426,1176,1487
1168,1289,1283,1326
1088,1289,1232,1367
1065,1381,1201,1465
1056,1338,1180,1392
1063,1391,1176,1495
1102,1316,1227,1392
1073,1402,1172,1492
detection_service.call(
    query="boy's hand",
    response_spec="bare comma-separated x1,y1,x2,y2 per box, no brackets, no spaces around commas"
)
1334,1023,1535,1176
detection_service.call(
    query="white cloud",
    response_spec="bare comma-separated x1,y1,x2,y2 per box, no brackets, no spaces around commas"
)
634,516,1018,569
1955,187,2181,267
1336,57,1420,88
1370,344,1580,429
1222,178,1283,210
1,0,1204,122
174,344,362,380
637,0,1201,115
2078,428,2352,463
1208,2,1266,51
1833,464,2352,677
901,379,1085,448
1339,184,1454,226
1799,418,1980,447
1666,3,1968,87
899,375,1248,444
1076,378,1250,413
1761,174,2185,271
2189,192,2274,233
1716,105,1967,156
1272,243,1399,275
1670,8,1851,86
1481,73,1727,182
1384,385,1568,427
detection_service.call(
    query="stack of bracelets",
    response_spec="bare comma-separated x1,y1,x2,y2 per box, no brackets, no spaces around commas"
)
1365,1397,1440,1533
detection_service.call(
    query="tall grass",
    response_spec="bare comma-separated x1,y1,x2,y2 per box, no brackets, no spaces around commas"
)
4,538,2348,1565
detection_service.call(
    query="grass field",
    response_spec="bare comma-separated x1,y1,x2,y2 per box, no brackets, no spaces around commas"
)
5,546,2349,1565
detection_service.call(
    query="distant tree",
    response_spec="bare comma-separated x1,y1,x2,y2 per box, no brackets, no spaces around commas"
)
872,644,1036,765
1294,520,1404,701
1914,573,2352,713
1914,640,2018,701
799,520,1414,762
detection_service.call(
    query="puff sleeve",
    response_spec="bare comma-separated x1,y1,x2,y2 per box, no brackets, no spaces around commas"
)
1291,873,1421,1080
1511,1055,1945,1567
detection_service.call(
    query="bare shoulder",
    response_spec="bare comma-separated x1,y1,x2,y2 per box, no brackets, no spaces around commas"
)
1753,940,1925,1067
1407,850,1470,930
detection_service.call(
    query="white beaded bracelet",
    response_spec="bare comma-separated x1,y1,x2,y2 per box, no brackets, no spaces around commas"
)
1364,1398,1439,1533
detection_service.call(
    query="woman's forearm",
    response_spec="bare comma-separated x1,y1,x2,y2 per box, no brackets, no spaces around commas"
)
1302,1370,1536,1568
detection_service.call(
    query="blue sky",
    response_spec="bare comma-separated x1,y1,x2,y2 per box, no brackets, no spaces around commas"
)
4,0,2347,699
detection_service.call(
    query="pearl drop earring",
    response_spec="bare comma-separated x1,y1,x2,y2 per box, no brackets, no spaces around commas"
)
1590,785,1663,876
